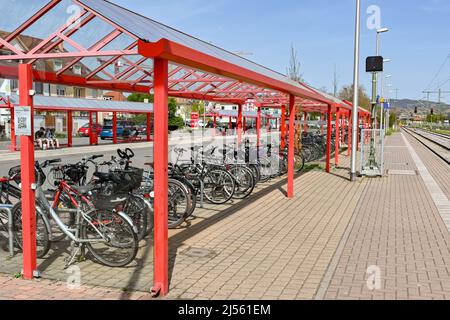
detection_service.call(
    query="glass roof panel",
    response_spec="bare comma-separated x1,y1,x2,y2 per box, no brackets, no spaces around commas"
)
68,16,114,50
0,0,71,37
78,0,314,92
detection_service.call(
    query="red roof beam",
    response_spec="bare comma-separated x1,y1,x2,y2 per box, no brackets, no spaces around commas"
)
138,39,332,105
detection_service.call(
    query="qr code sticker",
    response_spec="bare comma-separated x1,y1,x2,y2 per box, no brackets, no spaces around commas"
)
18,117,27,130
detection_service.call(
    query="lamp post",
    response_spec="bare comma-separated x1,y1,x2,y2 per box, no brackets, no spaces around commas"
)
381,74,392,134
367,27,389,171
350,0,361,181
373,28,389,129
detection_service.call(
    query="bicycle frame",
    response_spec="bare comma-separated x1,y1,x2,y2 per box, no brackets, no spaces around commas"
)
52,180,93,211
36,183,134,244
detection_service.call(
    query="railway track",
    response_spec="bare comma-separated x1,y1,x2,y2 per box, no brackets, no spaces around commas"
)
403,127,450,165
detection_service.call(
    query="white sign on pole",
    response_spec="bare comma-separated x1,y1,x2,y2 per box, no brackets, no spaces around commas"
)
14,106,32,136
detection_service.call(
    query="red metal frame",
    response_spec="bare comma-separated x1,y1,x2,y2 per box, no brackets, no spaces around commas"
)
287,95,295,198
67,111,73,148
18,63,37,280
335,108,340,167
152,58,169,297
281,105,286,150
347,111,352,156
326,105,332,173
0,1,376,297
112,112,118,144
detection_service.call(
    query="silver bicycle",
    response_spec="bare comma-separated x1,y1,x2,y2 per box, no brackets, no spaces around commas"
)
12,159,139,268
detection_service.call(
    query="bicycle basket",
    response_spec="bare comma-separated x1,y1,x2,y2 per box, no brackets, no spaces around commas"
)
93,194,128,211
114,167,144,193
64,165,88,185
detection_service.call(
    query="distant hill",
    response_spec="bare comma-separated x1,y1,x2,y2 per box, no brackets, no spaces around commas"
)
390,99,450,116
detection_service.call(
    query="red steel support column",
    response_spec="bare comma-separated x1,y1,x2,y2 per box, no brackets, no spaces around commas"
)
357,115,360,151
112,112,117,144
341,115,345,145
18,63,37,280
93,112,98,145
348,111,352,156
88,111,93,146
237,104,243,144
9,104,16,151
287,95,295,199
67,110,73,147
326,105,332,173
243,117,246,133
256,108,261,147
152,58,169,297
213,115,217,129
335,108,341,167
280,105,286,149
229,117,232,130
146,113,151,142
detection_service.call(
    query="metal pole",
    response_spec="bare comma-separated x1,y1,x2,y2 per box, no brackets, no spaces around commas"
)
350,0,361,181
335,108,341,167
326,105,332,173
18,63,37,279
67,111,73,147
287,94,295,198
152,58,169,297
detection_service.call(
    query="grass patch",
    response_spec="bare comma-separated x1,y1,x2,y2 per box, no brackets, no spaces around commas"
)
432,129,450,136
13,272,23,279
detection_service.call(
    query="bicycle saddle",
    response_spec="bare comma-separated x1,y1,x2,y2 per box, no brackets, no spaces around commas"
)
93,172,112,181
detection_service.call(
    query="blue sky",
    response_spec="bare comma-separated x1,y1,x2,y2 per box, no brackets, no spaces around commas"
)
114,1,449,102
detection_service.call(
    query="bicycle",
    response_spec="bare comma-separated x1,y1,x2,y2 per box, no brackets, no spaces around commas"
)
11,159,139,268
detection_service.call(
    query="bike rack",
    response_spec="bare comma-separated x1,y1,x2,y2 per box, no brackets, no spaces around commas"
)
0,204,14,257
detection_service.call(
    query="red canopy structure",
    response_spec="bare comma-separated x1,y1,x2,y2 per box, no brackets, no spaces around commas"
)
0,93,154,149
0,0,370,296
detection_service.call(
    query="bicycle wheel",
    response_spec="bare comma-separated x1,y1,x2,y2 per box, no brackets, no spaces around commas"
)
248,164,261,185
229,166,255,200
279,155,288,175
81,209,138,268
172,177,197,218
203,169,235,204
123,195,148,241
295,152,306,172
168,179,191,229
258,157,273,183
11,201,51,259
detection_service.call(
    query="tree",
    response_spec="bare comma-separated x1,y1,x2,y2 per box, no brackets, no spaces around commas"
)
287,44,303,82
338,85,371,110
168,98,184,130
127,93,154,103
191,101,205,115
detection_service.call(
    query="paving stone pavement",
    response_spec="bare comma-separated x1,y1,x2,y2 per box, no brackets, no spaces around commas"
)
1,132,449,300
323,133,450,300
0,153,367,300
0,273,152,300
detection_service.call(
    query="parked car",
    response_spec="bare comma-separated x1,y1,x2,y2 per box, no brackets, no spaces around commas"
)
77,123,102,137
100,120,137,140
